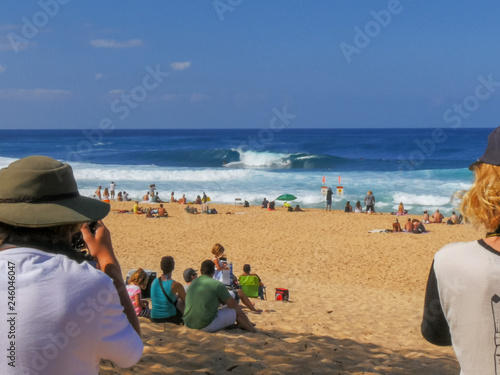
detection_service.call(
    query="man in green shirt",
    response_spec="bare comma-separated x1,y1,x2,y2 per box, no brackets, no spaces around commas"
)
184,260,256,332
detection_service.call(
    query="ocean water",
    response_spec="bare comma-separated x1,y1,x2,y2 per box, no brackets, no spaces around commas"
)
0,128,491,215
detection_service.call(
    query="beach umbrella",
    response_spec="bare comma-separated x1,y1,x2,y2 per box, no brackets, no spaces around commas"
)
275,194,297,201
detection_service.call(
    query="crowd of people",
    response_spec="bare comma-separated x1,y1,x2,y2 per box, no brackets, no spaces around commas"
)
126,243,265,333
2,128,496,374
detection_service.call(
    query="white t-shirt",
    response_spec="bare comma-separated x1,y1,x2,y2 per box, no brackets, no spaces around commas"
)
110,183,116,192
422,240,500,374
0,247,143,374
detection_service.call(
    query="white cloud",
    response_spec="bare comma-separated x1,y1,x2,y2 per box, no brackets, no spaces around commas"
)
0,89,72,101
89,39,143,48
170,62,191,71
95,73,104,80
0,65,5,73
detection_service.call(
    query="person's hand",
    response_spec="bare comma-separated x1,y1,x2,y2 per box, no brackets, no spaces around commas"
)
81,221,117,269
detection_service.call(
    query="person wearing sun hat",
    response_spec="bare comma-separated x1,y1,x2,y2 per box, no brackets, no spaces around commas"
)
422,126,500,373
0,156,143,374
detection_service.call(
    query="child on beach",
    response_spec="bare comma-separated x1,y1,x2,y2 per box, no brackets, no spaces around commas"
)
127,269,151,318
211,244,260,312
212,243,229,282
355,201,363,213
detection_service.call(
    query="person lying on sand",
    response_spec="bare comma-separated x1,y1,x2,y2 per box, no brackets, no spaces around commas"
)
294,205,304,212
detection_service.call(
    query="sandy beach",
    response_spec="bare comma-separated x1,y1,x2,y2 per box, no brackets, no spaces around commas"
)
98,201,481,374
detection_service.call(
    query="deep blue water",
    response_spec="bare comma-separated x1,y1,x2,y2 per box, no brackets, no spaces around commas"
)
0,128,491,214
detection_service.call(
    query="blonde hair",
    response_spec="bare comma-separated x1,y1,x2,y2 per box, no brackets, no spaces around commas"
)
211,243,225,256
128,268,149,289
460,163,500,232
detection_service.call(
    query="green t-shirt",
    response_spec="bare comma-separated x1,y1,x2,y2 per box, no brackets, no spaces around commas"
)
183,275,232,329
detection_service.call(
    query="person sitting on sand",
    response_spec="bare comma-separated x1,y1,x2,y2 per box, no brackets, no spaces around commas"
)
283,202,291,209
123,191,131,201
449,211,459,224
158,204,168,217
239,264,266,300
355,201,363,213
178,194,187,204
133,201,144,214
345,201,353,213
261,198,269,209
117,191,123,201
143,192,150,201
267,201,275,211
171,191,177,203
150,192,161,203
412,218,426,233
294,204,304,212
211,243,260,312
195,195,202,205
183,260,256,332
431,209,444,223
102,187,110,202
422,210,430,224
150,256,186,325
183,268,198,292
393,219,402,232
404,218,413,232
127,268,151,318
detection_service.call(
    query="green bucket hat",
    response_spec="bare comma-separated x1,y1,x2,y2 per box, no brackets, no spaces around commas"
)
0,156,110,227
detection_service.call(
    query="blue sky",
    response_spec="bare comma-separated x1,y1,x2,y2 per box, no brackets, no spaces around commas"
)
1,1,500,129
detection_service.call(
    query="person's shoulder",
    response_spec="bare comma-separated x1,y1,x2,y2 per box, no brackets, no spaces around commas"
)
435,240,481,259
127,284,141,294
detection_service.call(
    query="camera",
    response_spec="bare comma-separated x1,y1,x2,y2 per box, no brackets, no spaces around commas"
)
71,222,97,263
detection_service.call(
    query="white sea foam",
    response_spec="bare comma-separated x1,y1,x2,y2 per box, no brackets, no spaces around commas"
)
224,149,291,168
392,192,451,207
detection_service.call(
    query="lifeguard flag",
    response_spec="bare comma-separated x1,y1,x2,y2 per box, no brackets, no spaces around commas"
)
322,176,325,184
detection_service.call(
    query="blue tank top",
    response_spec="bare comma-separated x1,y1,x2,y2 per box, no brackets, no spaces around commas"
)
150,278,177,319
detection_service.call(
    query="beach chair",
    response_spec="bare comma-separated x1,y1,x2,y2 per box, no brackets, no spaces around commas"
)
239,275,266,300
234,198,243,206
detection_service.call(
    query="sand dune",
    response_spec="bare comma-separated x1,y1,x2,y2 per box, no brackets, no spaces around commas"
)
98,201,479,374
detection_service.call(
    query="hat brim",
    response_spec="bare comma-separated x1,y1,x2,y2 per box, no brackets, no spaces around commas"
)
0,196,110,227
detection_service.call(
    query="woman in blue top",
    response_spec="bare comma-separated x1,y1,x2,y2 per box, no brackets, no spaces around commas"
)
150,256,186,324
